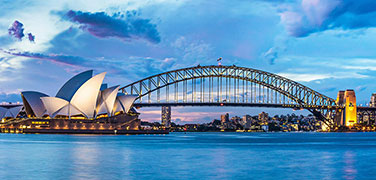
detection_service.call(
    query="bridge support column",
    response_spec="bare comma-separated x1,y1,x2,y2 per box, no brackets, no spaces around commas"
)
335,91,345,126
161,106,171,128
344,90,357,127
336,90,357,127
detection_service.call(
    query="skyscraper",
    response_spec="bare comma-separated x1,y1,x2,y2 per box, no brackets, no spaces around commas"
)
221,113,229,123
258,112,269,124
161,106,171,128
242,115,252,129
370,93,376,107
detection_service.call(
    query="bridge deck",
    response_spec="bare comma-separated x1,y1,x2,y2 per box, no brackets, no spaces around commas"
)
134,102,338,110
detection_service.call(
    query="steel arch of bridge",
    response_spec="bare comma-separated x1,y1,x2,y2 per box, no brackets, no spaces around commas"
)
120,65,338,125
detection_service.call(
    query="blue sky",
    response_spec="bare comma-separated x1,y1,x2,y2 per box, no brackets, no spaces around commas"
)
1,0,376,123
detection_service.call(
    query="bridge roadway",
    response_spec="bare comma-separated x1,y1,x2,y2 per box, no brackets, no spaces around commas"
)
134,103,376,112
357,106,376,111
134,102,340,110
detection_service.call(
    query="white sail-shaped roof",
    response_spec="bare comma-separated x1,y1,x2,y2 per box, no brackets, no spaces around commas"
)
118,95,138,114
0,105,22,119
0,107,7,119
4,111,12,117
21,91,48,117
40,97,69,118
54,104,83,117
96,103,107,115
97,85,120,116
113,99,123,114
56,70,93,101
8,106,22,118
70,72,106,118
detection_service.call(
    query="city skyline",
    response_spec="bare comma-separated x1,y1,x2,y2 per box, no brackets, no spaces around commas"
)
2,0,376,123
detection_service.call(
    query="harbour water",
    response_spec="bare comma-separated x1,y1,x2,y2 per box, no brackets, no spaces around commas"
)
1,132,376,180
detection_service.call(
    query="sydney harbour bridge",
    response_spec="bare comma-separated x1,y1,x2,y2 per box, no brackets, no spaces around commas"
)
120,65,376,130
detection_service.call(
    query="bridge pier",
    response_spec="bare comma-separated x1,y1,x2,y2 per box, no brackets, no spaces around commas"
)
335,90,357,127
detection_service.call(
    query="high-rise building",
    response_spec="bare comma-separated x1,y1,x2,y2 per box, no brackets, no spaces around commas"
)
161,106,171,128
370,93,376,107
242,115,252,129
221,113,229,123
258,112,269,124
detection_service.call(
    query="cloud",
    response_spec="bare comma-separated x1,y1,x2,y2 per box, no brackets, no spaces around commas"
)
1,49,134,78
355,85,367,92
279,0,376,37
0,92,22,102
0,88,23,102
60,10,161,43
262,36,289,65
277,72,368,82
263,47,278,64
1,48,179,82
1,49,86,66
8,20,24,40
171,36,214,65
8,20,36,42
27,33,35,42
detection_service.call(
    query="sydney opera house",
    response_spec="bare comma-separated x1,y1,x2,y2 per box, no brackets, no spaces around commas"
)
0,70,160,134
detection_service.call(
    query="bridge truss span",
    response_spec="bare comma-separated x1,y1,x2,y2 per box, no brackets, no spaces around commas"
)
120,65,338,126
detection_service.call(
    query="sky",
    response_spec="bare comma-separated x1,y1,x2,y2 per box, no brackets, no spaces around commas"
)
1,0,376,124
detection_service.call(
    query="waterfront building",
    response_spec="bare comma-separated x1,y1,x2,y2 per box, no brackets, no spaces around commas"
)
20,70,138,119
258,112,269,124
230,116,241,124
370,93,376,107
1,70,146,134
161,106,171,128
221,113,229,123
261,125,269,132
242,115,252,129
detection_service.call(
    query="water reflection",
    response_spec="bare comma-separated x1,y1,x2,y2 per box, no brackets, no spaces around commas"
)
0,133,376,179
343,151,357,180
71,142,100,180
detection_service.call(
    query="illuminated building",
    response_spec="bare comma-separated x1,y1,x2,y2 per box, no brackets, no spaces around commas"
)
242,115,252,129
258,112,269,124
161,106,171,128
221,113,229,123
370,93,376,107
20,70,138,119
0,70,154,134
